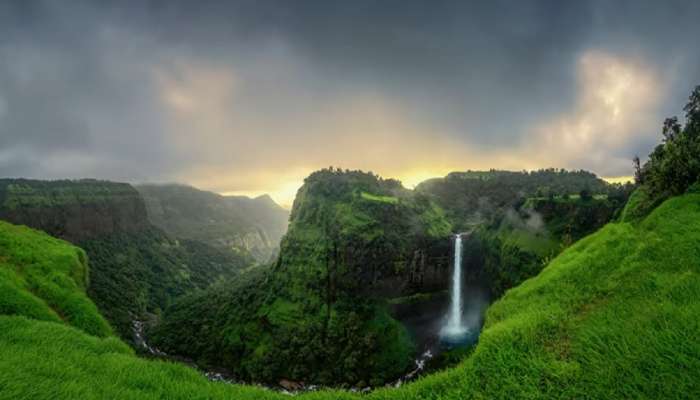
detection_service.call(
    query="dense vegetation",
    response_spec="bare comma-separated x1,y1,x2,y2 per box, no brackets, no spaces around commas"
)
136,184,289,262
0,179,149,242
416,168,625,229
0,179,138,209
2,188,699,399
81,228,251,339
149,167,631,386
466,193,626,296
151,169,454,386
633,85,700,217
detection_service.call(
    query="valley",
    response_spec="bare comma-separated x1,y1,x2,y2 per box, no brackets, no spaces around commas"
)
1,171,698,398
0,168,631,390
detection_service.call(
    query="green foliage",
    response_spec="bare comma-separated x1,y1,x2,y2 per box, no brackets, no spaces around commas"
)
0,222,112,337
619,186,657,222
416,168,620,230
464,193,621,296
81,228,250,339
360,191,399,204
0,179,136,210
636,85,700,214
0,178,254,341
0,316,313,400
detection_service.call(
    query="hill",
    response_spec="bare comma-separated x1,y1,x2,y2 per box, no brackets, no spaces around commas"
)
1,189,698,399
136,184,289,262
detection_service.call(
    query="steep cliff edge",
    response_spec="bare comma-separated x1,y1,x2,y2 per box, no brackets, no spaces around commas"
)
0,179,149,242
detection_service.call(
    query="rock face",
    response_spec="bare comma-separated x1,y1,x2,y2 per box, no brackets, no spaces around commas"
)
0,179,149,242
366,246,452,298
135,184,289,262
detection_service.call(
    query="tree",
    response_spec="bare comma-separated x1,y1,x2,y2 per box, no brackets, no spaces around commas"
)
633,155,644,185
684,85,700,130
662,117,681,142
637,85,700,202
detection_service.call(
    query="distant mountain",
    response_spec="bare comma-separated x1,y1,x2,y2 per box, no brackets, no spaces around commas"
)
135,184,289,262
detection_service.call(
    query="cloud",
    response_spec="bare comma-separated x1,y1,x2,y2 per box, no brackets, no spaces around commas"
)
524,50,664,176
1,1,700,206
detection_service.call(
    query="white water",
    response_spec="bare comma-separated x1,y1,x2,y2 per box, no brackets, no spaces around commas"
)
441,233,468,338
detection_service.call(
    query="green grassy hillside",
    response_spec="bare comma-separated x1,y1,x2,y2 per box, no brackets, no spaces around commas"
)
1,193,699,398
0,221,112,337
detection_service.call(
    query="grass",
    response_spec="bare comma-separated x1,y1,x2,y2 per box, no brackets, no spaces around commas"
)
0,221,112,337
500,228,559,257
1,194,700,398
360,191,399,204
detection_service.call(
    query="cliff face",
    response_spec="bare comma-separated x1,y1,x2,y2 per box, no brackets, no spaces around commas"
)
280,169,455,299
136,184,289,262
0,179,149,242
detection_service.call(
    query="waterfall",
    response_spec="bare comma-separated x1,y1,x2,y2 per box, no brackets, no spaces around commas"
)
441,233,468,339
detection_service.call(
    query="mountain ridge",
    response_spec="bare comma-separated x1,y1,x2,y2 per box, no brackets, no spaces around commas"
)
135,183,289,262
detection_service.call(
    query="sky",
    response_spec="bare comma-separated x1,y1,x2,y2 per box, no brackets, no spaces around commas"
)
1,1,700,207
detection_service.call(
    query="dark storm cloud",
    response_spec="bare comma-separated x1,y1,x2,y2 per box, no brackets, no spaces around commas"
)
1,0,699,201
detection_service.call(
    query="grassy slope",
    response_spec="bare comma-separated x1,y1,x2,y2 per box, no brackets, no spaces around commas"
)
0,222,112,337
1,194,699,398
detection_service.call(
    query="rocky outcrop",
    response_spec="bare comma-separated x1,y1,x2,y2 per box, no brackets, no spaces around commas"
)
0,179,149,242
